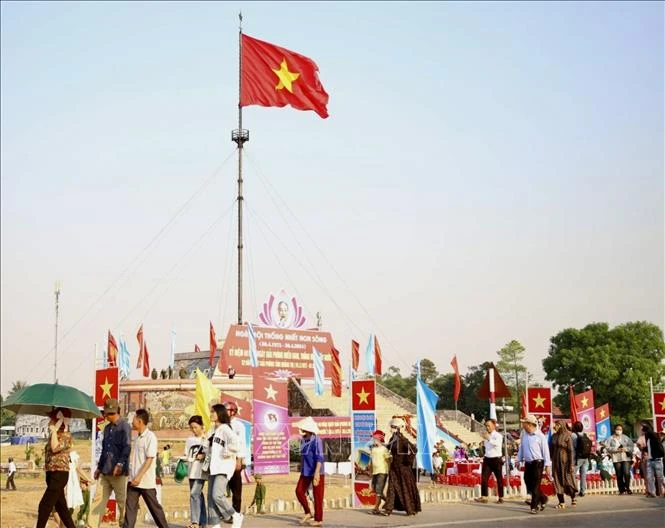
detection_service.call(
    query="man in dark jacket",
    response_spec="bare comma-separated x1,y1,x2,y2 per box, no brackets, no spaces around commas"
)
641,423,664,498
89,398,132,527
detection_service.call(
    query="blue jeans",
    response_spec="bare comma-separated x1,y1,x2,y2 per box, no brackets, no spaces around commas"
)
646,459,664,496
189,479,207,526
207,474,235,525
576,458,588,494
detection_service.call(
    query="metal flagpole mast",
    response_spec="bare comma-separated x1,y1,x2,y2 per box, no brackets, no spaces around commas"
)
650,377,656,430
233,12,249,325
54,280,61,382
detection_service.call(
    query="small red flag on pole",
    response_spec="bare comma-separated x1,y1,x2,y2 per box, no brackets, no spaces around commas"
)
351,340,359,372
107,330,118,368
569,385,579,423
374,337,382,376
451,355,461,402
331,346,342,397
209,322,217,367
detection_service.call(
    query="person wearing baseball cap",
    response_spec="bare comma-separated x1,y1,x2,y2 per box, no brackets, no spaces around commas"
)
517,414,552,514
369,430,391,515
89,397,132,528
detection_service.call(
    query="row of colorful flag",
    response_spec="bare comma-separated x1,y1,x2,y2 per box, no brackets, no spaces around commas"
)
105,325,150,378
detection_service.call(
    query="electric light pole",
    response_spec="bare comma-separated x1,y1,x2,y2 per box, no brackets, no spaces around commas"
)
54,280,61,383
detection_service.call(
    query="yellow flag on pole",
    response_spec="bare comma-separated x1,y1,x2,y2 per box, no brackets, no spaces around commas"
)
195,368,220,431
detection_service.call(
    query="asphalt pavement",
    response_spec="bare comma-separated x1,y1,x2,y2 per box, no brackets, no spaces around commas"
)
155,494,665,528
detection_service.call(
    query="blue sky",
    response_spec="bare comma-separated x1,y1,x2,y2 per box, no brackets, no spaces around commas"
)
1,1,663,394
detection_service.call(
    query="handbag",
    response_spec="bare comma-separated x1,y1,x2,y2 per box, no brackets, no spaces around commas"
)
174,459,188,484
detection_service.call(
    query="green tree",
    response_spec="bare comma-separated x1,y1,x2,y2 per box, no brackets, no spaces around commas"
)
378,366,412,401
0,395,16,427
8,380,28,397
496,340,526,408
411,359,439,384
543,321,665,428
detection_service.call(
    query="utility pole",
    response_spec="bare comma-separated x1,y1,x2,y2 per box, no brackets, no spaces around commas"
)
54,280,61,383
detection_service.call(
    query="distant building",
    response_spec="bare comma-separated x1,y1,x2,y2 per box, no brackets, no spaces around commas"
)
15,415,87,438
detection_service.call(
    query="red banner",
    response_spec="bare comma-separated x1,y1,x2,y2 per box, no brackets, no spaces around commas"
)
218,324,335,378
574,389,596,444
653,392,665,431
95,368,119,406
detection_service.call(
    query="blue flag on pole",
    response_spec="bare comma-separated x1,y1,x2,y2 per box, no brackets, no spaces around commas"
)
119,337,131,379
247,323,258,367
416,364,439,473
365,334,375,376
313,346,324,396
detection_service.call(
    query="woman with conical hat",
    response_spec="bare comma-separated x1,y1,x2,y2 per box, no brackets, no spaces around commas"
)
294,416,325,526
380,417,421,517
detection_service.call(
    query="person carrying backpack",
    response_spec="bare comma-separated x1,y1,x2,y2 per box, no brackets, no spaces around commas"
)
572,421,592,497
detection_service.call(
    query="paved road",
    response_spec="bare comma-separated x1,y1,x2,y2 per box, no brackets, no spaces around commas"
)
155,494,664,528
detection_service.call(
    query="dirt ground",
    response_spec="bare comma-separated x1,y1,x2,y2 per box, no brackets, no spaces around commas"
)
0,440,357,527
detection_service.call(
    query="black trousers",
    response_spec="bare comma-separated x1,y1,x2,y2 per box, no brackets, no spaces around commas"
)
481,457,504,498
122,484,169,528
36,471,76,528
523,460,546,510
613,461,631,493
229,467,243,513
6,472,16,490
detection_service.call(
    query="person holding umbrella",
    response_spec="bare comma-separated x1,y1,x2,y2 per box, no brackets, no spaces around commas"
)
36,407,77,528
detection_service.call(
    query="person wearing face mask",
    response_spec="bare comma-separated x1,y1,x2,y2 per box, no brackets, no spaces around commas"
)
36,408,77,528
293,417,325,526
605,424,634,495
380,418,421,517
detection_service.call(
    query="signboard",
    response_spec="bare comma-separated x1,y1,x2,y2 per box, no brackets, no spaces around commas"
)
219,324,335,378
575,390,596,446
595,404,611,442
94,367,119,521
252,374,290,475
288,416,351,439
351,380,376,507
653,392,665,432
527,387,552,435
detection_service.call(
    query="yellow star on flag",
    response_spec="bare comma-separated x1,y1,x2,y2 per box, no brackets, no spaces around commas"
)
265,384,277,401
580,396,589,409
100,377,114,399
599,409,606,419
660,399,665,411
532,393,546,409
272,59,300,93
357,387,370,405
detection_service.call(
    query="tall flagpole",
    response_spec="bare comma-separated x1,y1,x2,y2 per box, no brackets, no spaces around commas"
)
232,12,249,325
650,377,656,430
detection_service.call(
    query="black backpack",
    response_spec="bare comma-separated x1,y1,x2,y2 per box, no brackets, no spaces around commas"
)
576,433,592,459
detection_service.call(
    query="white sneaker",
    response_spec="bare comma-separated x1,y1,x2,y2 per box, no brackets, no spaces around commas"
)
231,512,244,528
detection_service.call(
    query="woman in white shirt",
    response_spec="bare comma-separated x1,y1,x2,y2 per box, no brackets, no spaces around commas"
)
185,415,209,528
207,404,243,528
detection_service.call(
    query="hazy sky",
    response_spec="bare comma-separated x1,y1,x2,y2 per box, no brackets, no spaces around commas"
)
1,1,663,396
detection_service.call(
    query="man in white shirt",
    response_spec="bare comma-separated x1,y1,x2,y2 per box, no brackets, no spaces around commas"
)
474,419,505,504
122,409,168,528
6,456,17,490
225,401,248,514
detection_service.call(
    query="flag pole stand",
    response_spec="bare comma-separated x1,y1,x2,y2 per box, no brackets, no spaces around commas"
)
232,11,249,325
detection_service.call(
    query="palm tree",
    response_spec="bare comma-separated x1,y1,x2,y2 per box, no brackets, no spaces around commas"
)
8,380,28,398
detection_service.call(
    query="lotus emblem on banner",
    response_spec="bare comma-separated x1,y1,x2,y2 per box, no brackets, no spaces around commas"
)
258,290,306,329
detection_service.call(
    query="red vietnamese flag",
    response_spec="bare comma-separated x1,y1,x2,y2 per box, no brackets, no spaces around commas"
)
107,330,119,368
241,34,329,119
351,340,360,372
653,392,665,416
331,346,342,397
595,403,610,423
352,380,375,411
527,387,552,414
374,337,382,377
575,389,594,411
209,322,217,367
95,367,119,405
142,342,150,377
451,355,461,402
